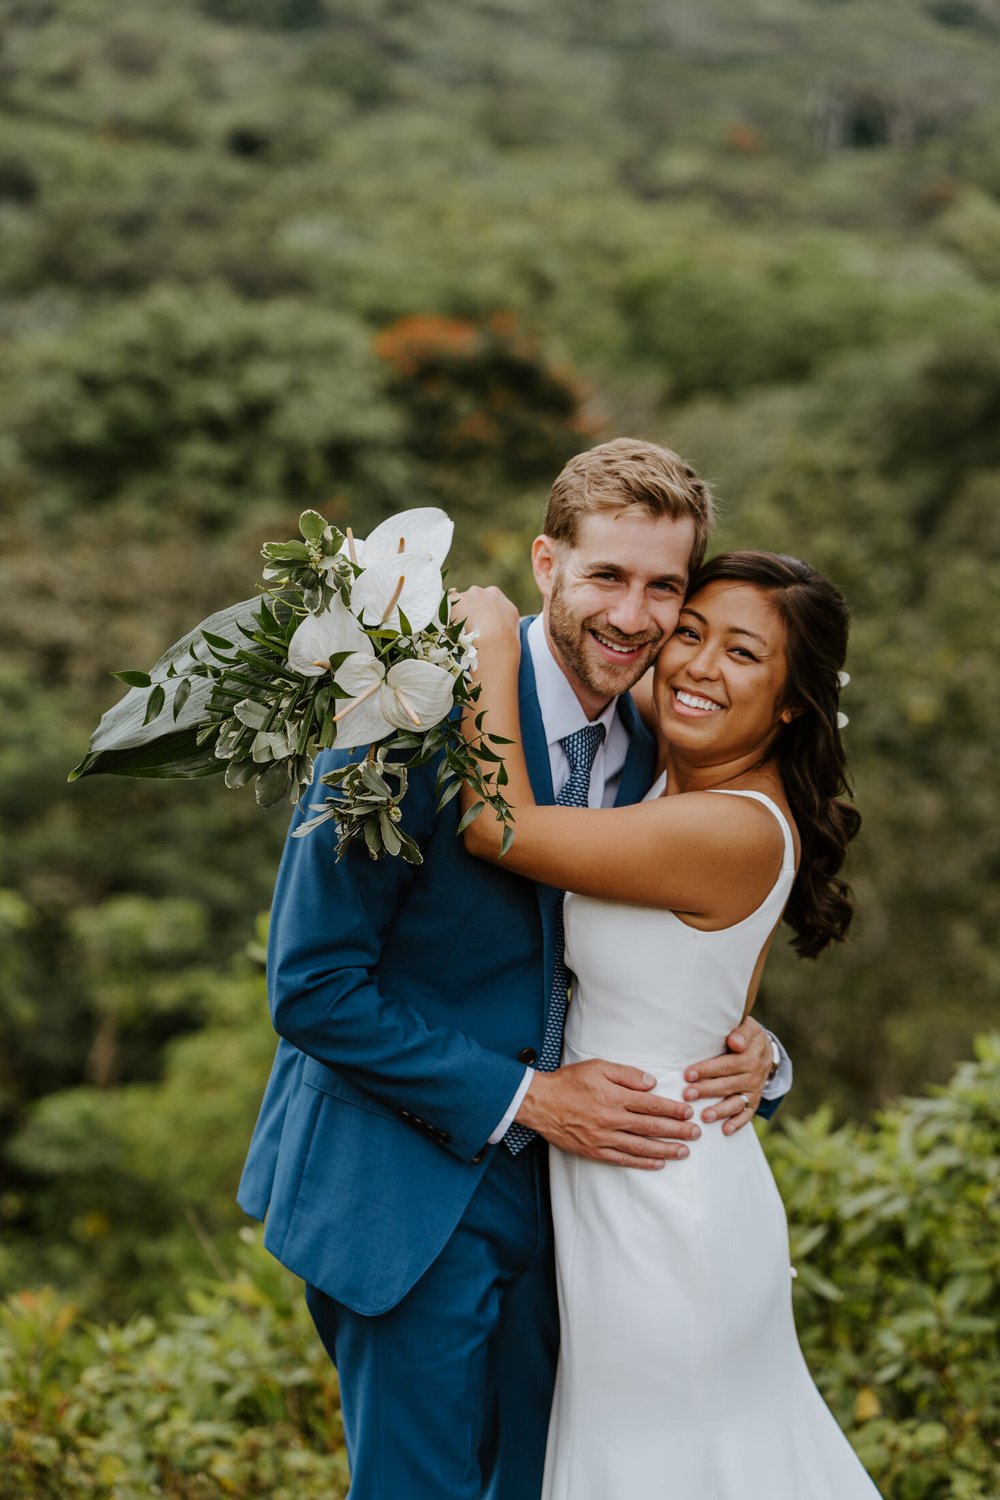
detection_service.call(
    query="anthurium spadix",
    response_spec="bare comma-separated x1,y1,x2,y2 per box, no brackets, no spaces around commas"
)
331,654,455,750
287,597,373,677
351,553,444,633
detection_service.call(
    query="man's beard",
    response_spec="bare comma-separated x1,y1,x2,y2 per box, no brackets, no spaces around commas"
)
547,578,663,701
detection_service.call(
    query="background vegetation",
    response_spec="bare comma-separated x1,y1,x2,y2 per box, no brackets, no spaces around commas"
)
0,0,997,1493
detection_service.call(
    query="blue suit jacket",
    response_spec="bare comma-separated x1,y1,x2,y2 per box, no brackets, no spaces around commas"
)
238,620,659,1313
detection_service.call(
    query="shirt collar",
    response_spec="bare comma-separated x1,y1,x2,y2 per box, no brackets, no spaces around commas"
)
527,615,620,749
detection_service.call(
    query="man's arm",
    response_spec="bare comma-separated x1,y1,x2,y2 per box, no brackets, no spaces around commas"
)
267,750,526,1163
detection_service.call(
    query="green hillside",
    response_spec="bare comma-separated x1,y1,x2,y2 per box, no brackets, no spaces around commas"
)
0,0,998,1444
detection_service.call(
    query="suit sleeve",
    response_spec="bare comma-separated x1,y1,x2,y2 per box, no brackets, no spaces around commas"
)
267,749,526,1162
754,1031,792,1120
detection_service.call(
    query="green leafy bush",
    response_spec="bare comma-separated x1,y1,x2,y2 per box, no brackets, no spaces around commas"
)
0,1232,348,1499
0,1043,996,1499
769,1036,1000,1499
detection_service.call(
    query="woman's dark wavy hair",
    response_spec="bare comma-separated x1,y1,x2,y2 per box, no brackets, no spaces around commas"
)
686,551,861,958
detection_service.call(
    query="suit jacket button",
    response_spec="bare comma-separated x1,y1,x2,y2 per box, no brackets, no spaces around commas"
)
519,1047,538,1065
398,1108,413,1121
471,1148,487,1165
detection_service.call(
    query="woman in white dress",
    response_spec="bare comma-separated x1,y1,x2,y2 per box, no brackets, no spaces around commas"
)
457,551,881,1499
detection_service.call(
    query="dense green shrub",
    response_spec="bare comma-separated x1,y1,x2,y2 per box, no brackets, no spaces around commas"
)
770,1036,1000,1499
0,1234,348,1499
0,1043,996,1499
7,286,406,523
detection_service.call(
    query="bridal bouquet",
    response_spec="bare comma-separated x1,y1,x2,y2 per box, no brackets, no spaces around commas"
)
70,507,514,864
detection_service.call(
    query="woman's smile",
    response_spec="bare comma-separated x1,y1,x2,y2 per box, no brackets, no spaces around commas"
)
671,687,724,716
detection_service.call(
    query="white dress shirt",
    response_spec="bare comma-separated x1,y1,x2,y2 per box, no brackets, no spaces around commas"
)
486,616,791,1144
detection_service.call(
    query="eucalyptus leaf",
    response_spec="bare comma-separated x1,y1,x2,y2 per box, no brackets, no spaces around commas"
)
172,676,193,722
437,778,462,810
112,670,152,689
456,800,485,834
143,684,166,725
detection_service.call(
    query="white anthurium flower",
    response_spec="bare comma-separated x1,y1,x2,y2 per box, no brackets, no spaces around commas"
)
287,598,374,677
341,507,454,570
330,652,396,751
330,654,455,749
380,659,455,732
351,552,445,634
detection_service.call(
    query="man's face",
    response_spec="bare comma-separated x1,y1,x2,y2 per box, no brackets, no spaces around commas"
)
532,508,696,716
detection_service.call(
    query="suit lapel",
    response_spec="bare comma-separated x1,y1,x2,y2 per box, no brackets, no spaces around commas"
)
518,619,561,954
518,617,555,807
614,692,658,808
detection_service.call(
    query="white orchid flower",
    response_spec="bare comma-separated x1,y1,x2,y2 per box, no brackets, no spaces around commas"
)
341,507,454,570
331,654,455,749
351,552,445,634
287,598,374,678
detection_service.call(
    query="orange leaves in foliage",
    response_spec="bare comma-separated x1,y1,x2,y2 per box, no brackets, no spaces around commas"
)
725,122,764,155
374,315,481,374
372,312,597,489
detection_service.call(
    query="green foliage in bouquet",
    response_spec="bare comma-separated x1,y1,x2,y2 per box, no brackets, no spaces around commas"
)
69,507,513,863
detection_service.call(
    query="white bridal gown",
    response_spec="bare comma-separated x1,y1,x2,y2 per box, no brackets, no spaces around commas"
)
542,787,881,1500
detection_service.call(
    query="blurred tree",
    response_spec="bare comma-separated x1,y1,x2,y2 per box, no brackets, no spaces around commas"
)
6,285,409,524
374,311,593,514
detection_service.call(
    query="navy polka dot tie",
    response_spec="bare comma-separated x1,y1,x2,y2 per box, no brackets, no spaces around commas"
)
505,721,607,1154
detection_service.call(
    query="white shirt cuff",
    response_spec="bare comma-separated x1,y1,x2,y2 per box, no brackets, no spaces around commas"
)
760,1030,792,1100
488,1067,535,1144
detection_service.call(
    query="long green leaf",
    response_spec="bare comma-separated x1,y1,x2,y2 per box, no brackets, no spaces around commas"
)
68,597,265,782
69,727,224,781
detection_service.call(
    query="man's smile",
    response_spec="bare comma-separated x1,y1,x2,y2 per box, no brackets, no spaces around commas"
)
589,628,658,663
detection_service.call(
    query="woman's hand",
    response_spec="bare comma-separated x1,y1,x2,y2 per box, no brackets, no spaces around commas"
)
450,586,521,670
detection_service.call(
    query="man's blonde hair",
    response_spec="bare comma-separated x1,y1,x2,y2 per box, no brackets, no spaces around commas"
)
544,437,714,571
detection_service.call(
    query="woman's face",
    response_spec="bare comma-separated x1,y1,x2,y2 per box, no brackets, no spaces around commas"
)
653,580,792,761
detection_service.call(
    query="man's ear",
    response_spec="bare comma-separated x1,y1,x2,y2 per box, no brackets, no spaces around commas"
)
531,535,559,600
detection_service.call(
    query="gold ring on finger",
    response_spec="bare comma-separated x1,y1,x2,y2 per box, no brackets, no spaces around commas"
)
739,1093,750,1110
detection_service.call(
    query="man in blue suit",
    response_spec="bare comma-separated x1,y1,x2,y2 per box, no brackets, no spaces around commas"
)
238,438,790,1499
